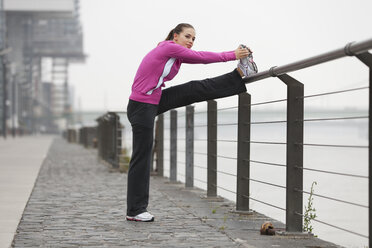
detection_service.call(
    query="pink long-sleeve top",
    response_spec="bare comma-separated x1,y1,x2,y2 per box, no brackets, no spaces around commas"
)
129,40,236,105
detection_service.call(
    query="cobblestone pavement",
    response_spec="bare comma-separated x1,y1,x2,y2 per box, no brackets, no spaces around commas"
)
12,138,340,248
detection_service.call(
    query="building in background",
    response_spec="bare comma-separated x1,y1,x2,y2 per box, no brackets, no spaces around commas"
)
0,0,84,137
0,0,7,137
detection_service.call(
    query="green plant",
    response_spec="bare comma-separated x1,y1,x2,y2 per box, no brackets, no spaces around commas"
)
211,206,219,214
303,181,317,234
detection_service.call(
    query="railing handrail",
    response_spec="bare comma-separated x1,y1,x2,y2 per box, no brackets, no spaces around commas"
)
244,38,372,83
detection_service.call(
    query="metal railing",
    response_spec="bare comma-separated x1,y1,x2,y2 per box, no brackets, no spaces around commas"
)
66,128,78,143
155,38,372,245
96,112,122,168
78,126,97,148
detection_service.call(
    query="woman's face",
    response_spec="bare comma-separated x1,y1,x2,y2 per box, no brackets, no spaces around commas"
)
173,28,196,49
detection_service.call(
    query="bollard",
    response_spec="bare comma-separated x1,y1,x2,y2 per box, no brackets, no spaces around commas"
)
278,74,304,232
170,110,177,182
185,105,194,188
236,93,251,211
207,100,217,197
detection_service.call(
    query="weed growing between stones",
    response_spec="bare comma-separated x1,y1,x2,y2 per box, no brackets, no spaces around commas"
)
303,181,317,235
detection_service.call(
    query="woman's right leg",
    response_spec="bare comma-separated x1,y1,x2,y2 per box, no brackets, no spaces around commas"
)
126,100,158,217
157,69,246,115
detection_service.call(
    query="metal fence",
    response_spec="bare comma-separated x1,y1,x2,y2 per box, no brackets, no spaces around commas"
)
155,38,372,245
78,126,97,148
96,112,122,168
66,128,78,143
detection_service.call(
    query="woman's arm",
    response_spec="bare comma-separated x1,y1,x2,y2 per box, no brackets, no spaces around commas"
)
164,42,249,64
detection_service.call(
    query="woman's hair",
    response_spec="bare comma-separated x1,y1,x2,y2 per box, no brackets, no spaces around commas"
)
165,23,194,41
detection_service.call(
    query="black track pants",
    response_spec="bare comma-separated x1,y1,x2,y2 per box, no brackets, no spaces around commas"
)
126,69,246,216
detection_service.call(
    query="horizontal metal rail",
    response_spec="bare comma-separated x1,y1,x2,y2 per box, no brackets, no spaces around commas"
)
194,124,208,128
249,140,287,145
194,110,209,115
217,139,237,143
217,170,236,177
217,106,238,111
250,120,287,125
244,177,286,190
243,38,372,83
194,164,207,170
295,188,368,208
216,154,236,160
194,177,208,184
194,151,208,156
299,143,368,149
217,122,238,126
300,86,369,99
302,116,368,122
212,183,236,195
250,99,287,106
243,195,286,211
294,212,368,239
296,166,368,179
248,159,287,168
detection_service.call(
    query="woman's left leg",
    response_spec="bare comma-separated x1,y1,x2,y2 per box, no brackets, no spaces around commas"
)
157,69,246,115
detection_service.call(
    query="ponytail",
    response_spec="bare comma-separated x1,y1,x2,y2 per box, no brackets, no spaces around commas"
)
165,29,175,41
164,23,194,41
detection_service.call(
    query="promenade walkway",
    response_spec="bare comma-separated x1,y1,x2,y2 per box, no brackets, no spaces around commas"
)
4,137,339,247
0,136,53,248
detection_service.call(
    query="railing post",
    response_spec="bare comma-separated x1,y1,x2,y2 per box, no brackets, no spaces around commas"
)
237,93,251,211
354,52,372,248
170,110,177,182
114,113,121,168
185,105,194,188
156,114,164,177
96,118,102,158
278,74,304,233
207,100,217,197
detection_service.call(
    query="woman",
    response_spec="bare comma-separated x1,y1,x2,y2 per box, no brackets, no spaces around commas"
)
126,23,257,222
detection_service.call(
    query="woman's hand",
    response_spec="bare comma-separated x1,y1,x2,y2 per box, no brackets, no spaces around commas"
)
235,45,252,60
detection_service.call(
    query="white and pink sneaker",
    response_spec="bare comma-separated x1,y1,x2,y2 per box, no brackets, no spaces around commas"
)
126,212,154,222
238,44,258,77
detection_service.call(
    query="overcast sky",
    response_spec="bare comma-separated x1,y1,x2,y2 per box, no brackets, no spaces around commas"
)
69,0,372,112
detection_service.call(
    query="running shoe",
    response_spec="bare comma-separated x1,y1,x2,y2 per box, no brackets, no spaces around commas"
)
126,212,154,222
238,44,258,77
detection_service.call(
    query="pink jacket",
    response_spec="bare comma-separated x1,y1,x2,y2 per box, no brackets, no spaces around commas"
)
129,40,236,105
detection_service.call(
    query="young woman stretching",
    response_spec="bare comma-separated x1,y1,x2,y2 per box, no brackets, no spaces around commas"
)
126,23,257,222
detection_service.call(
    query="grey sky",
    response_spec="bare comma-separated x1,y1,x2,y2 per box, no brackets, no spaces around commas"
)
69,0,372,111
